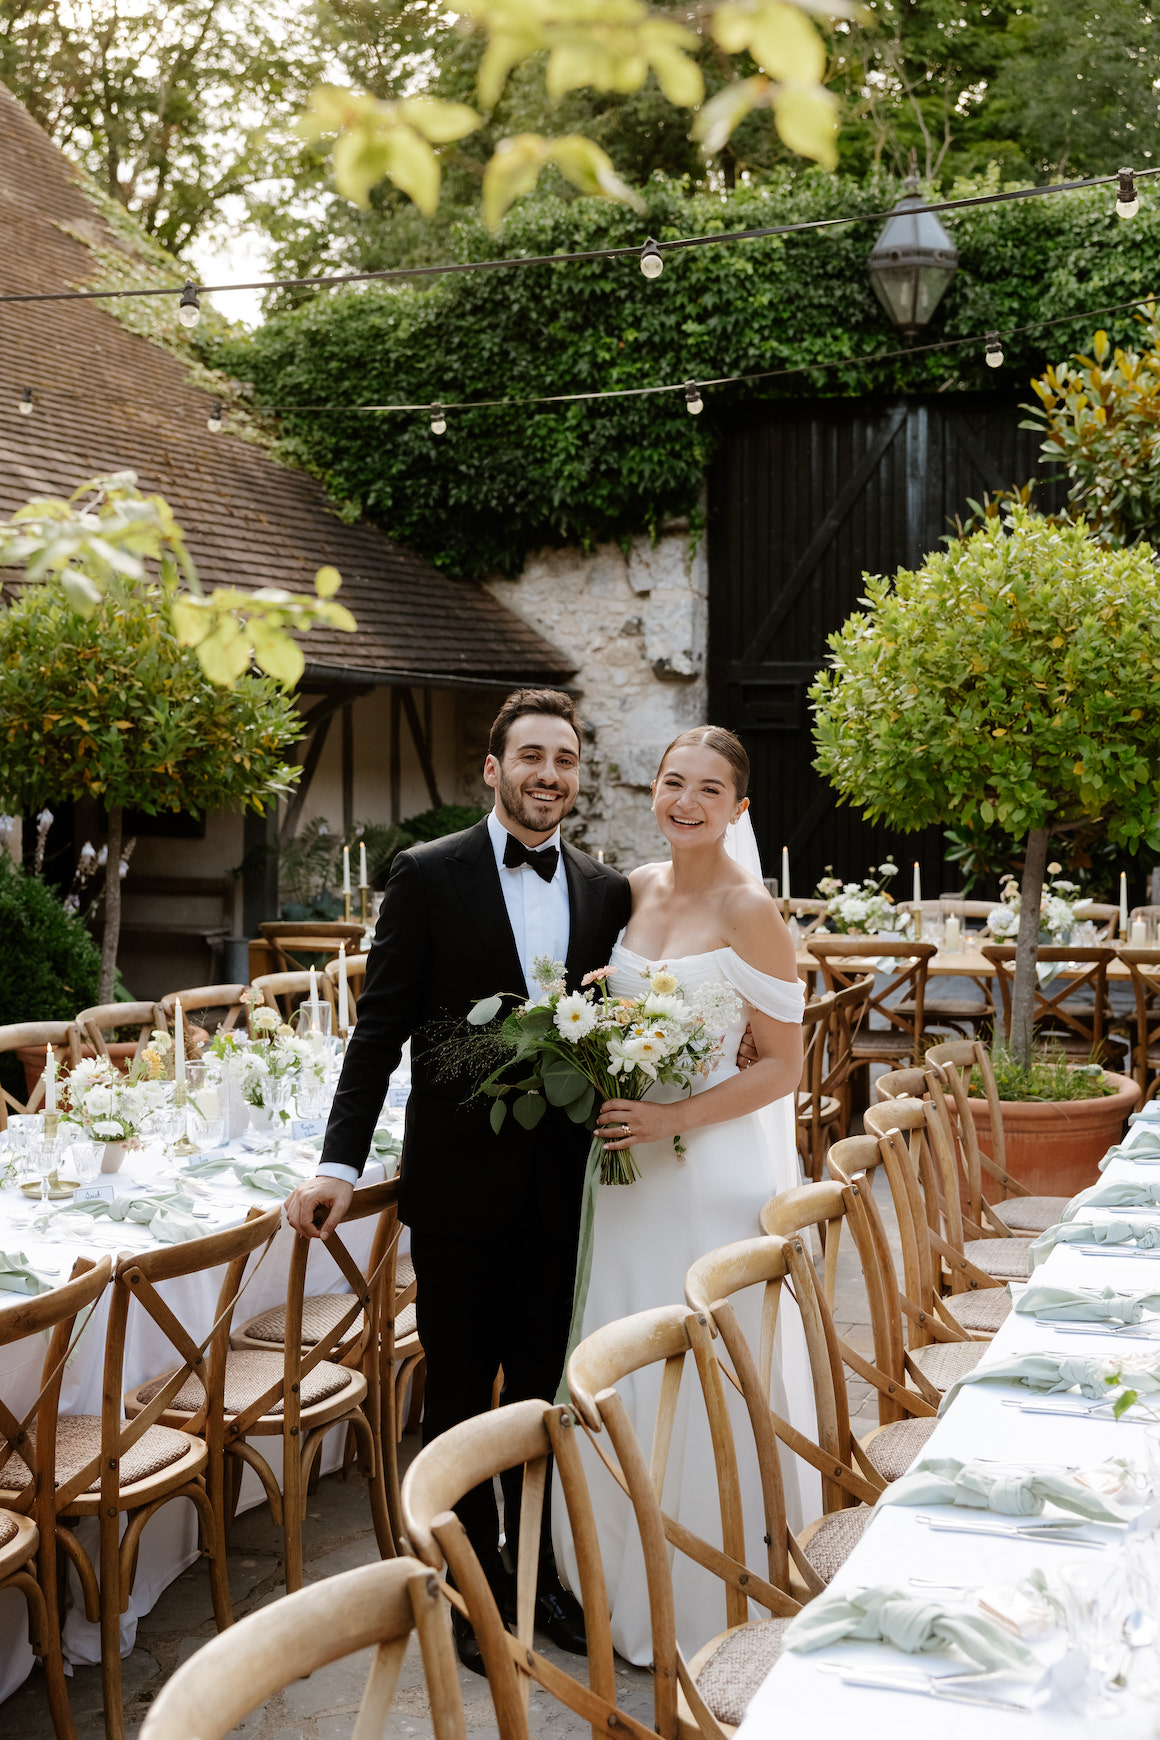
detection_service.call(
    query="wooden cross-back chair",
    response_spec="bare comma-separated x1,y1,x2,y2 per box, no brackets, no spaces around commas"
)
867,1075,1034,1290
251,969,337,1026
0,1253,113,1740
561,1304,810,1738
73,1000,167,1063
141,1556,464,1740
325,948,368,1017
806,939,938,1089
922,1038,1068,1234
403,1397,687,1740
684,1229,888,1600
127,1187,395,1594
861,1095,1011,1342
158,984,249,1036
1118,947,1160,1103
0,1021,81,1128
981,943,1118,1062
230,1178,415,1551
795,978,874,1181
761,1165,939,1489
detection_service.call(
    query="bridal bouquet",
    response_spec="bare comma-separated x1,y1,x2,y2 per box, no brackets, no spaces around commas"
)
468,956,731,1185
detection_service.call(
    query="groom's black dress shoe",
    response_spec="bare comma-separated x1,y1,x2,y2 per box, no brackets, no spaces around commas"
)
451,1607,487,1676
535,1575,588,1655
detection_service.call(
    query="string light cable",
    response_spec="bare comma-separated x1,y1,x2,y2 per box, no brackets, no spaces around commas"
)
0,165,1154,310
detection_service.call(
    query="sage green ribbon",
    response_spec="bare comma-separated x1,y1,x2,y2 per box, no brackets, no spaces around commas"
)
938,1349,1160,1415
1062,1179,1160,1220
0,1250,54,1295
783,1583,1036,1674
879,1455,1125,1523
1029,1217,1160,1269
1099,1131,1160,1172
555,1133,603,1407
1014,1281,1160,1323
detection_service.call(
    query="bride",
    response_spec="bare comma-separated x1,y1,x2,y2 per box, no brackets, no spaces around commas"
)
553,725,818,1665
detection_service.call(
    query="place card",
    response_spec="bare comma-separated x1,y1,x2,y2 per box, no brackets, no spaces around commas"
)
291,1118,326,1140
74,1183,117,1204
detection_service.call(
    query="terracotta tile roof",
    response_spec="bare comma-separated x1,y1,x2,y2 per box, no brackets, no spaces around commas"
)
0,85,573,690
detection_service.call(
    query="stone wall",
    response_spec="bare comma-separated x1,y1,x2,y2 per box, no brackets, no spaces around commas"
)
484,522,708,870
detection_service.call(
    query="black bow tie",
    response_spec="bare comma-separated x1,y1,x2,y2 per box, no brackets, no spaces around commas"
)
503,833,559,882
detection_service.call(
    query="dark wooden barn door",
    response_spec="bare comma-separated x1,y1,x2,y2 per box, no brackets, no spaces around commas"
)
707,393,1059,896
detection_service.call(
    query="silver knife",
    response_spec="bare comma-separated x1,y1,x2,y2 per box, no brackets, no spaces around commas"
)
832,1669,1032,1711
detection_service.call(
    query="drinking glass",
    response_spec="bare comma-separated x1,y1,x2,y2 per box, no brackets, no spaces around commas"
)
297,1001,332,1039
262,1075,294,1161
1058,1559,1131,1709
66,1138,102,1185
187,1084,225,1155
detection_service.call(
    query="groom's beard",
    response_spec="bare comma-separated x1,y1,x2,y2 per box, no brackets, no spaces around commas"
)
496,766,576,835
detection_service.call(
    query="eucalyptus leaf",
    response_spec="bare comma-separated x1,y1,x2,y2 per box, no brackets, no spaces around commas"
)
566,1083,596,1124
489,1097,507,1134
468,994,504,1026
513,1092,546,1130
542,1062,589,1106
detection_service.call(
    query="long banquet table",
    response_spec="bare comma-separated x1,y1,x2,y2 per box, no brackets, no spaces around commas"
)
0,1122,402,1706
738,1107,1160,1738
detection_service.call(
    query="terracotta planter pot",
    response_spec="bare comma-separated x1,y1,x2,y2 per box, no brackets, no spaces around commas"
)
965,1071,1141,1198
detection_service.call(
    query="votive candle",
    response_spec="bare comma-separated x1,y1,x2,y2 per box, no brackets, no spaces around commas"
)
1120,871,1129,935
342,845,352,895
174,1000,186,1087
337,943,350,1032
1131,919,1148,948
944,914,961,954
359,840,368,888
781,846,790,901
44,1043,56,1112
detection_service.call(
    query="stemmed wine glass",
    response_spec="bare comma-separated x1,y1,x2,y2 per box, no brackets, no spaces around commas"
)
262,1075,294,1162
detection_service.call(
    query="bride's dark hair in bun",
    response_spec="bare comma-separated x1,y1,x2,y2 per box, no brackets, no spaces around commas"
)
655,727,750,800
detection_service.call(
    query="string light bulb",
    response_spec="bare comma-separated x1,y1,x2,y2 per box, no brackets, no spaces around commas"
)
984,331,1003,369
1117,168,1140,219
640,237,664,280
177,282,201,328
684,380,704,415
207,400,223,433
18,386,33,415
430,403,446,435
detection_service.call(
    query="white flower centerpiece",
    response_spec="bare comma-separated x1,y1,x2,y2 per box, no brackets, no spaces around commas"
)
61,1054,168,1166
815,862,908,936
987,864,1092,943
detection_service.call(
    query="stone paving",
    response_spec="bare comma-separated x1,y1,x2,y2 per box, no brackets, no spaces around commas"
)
8,1164,896,1740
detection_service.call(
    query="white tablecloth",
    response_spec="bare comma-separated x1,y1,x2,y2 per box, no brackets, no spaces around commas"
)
738,1110,1160,1738
0,1136,392,1704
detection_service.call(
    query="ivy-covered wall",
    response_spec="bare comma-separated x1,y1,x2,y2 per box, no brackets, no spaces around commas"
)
217,171,1160,579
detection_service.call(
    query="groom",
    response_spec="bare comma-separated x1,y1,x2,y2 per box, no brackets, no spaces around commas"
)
285,687,631,1671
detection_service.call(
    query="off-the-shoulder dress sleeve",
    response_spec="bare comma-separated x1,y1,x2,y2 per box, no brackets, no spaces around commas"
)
718,948,806,1024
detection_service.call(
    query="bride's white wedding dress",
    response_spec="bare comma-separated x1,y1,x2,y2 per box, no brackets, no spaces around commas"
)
552,940,819,1666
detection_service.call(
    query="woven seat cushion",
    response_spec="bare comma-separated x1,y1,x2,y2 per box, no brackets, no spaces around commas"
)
941,1288,1012,1334
1,1415,193,1493
963,1237,1031,1280
0,1511,19,1547
994,1196,1066,1234
137,1351,353,1417
861,1416,938,1482
243,1293,365,1348
695,1619,793,1727
908,1339,987,1390
396,1251,415,1292
393,1302,417,1340
801,1504,871,1583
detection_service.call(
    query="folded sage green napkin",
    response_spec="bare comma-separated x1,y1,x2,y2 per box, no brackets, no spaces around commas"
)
184,1157,309,1196
84,1191,202,1245
1099,1131,1160,1172
878,1455,1125,1523
938,1349,1160,1415
1062,1179,1160,1220
371,1127,402,1158
1014,1281,1160,1323
782,1584,1037,1674
1028,1217,1160,1269
0,1249,53,1295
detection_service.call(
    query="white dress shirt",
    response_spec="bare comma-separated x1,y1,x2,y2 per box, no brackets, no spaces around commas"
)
486,807,571,995
317,811,571,1184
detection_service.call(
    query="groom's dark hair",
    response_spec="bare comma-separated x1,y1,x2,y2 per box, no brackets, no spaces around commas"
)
488,688,582,760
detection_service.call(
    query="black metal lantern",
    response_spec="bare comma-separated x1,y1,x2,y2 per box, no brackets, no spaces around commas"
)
867,177,958,337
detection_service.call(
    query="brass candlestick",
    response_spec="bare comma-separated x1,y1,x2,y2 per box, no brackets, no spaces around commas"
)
343,891,352,922
913,908,923,941
359,886,369,925
43,1110,60,1188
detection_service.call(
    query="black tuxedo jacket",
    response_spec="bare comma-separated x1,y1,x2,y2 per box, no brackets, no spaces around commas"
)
318,818,632,1239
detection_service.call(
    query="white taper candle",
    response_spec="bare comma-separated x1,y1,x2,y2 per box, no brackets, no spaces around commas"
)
359,841,368,888
44,1043,56,1112
342,845,351,894
781,846,790,901
174,1000,186,1087
338,943,349,1032
913,860,921,906
1121,871,1129,935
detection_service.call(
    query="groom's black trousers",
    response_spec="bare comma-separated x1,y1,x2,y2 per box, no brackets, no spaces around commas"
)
410,1195,578,1577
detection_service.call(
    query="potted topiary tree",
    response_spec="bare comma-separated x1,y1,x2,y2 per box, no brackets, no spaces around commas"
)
0,489,314,1005
811,505,1160,1186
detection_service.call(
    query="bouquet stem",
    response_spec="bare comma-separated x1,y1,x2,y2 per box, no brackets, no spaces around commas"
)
600,1139,640,1186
